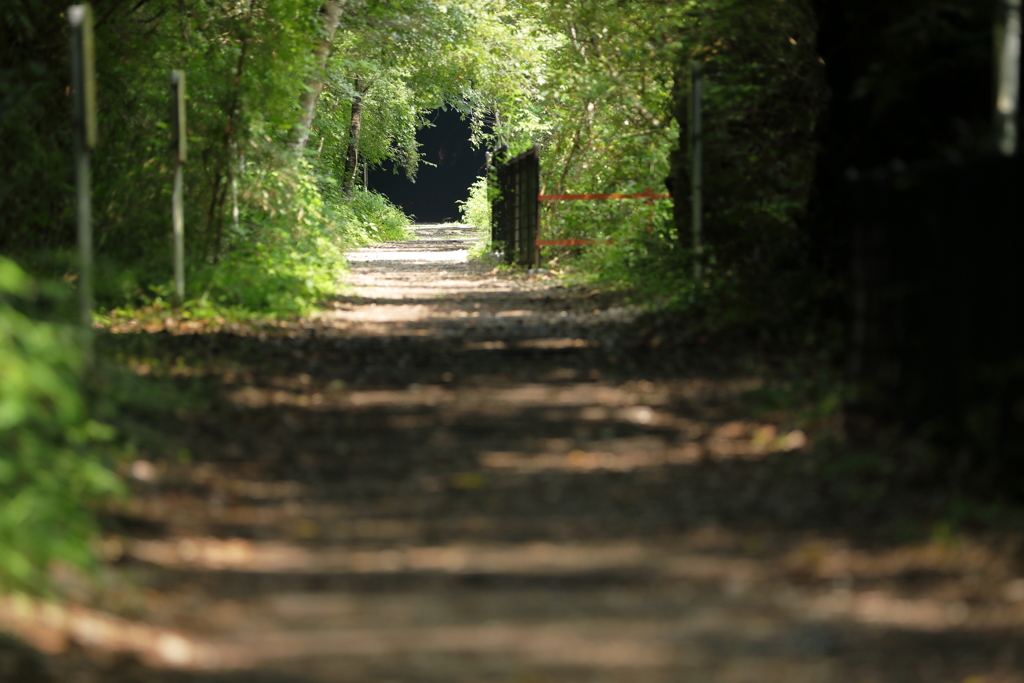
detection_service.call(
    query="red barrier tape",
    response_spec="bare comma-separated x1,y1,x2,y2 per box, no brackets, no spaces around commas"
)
536,239,617,246
538,190,671,201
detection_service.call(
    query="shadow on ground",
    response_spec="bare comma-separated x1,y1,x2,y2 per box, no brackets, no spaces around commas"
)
4,228,1023,683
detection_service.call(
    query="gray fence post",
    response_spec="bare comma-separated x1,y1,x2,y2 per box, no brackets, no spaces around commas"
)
231,139,240,236
690,61,704,279
171,70,187,305
996,0,1022,155
69,3,97,358
524,146,540,267
489,146,506,252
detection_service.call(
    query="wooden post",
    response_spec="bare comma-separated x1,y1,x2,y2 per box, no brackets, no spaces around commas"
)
171,70,187,305
69,4,97,358
531,146,540,267
996,0,1022,155
490,145,507,252
231,139,240,236
690,61,704,279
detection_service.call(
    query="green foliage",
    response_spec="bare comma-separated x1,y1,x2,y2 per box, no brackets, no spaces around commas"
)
1,0,357,314
190,240,342,318
528,0,678,250
0,0,557,317
673,0,823,288
552,201,686,291
217,158,349,313
3,0,524,319
112,160,353,319
347,189,413,243
526,0,824,332
308,0,553,200
2,0,821,328
312,59,424,185
0,258,123,593
459,175,493,257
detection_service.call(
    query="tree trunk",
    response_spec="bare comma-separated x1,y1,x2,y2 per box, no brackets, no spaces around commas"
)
209,29,250,263
666,52,689,248
341,76,369,198
290,1,343,153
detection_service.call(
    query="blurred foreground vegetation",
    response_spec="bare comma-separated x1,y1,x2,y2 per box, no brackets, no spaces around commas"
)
0,259,122,592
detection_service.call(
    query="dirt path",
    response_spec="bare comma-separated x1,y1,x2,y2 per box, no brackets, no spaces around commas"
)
4,225,1024,682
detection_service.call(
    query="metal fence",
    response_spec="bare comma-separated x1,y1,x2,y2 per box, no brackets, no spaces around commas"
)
491,146,540,266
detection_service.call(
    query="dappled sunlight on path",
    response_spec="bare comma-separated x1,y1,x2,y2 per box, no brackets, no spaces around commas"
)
5,224,1024,682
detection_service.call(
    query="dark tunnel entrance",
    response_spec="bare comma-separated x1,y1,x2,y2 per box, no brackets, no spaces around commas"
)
367,108,487,224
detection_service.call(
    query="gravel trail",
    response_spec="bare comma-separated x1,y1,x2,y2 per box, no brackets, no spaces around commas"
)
3,225,1024,683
